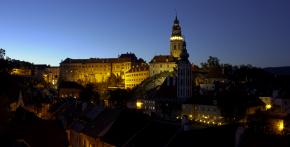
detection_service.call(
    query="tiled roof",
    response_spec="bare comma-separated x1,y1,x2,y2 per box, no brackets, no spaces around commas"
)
124,121,179,147
150,55,177,63
168,125,237,147
2,108,67,147
61,53,139,64
82,109,121,138
101,110,150,146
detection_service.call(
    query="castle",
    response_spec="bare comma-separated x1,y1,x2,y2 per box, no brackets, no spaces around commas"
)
59,53,144,85
59,16,192,99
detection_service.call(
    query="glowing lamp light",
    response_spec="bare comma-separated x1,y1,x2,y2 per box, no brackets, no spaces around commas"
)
265,104,272,110
278,120,284,132
136,101,143,109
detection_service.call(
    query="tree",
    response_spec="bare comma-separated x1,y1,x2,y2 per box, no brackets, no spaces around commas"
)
208,56,220,67
201,56,221,70
80,83,100,104
108,88,132,108
107,74,123,87
0,48,5,59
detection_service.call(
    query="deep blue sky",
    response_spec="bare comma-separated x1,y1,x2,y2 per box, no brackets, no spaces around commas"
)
1,0,290,67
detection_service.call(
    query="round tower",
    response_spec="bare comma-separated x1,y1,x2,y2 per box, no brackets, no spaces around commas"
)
170,16,184,59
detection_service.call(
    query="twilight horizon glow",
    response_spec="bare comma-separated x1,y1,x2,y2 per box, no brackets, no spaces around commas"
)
0,0,290,67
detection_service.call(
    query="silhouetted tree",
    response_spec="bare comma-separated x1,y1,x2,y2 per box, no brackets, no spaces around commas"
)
0,48,5,59
80,83,100,104
201,56,221,69
108,88,132,108
208,56,220,67
0,48,12,74
217,91,248,122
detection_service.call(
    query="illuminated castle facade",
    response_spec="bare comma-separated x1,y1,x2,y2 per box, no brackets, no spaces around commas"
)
59,53,144,85
125,63,149,89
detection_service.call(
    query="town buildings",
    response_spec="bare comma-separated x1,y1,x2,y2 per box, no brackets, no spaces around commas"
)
58,81,84,99
182,98,224,125
9,62,60,86
43,66,59,87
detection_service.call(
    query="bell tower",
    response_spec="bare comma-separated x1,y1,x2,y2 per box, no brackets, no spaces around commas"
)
170,16,184,59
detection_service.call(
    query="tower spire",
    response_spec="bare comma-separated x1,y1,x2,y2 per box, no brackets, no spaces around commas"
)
174,15,179,24
171,15,182,36
174,10,179,24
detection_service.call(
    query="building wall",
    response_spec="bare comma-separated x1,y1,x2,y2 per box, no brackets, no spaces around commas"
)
141,99,156,115
44,67,59,86
67,129,115,147
170,39,184,59
200,84,215,91
60,62,112,84
177,63,192,99
60,60,135,86
149,62,176,77
125,67,149,89
273,98,290,114
10,68,32,76
112,62,131,79
182,104,224,125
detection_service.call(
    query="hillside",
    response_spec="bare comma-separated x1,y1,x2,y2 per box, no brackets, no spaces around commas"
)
264,66,290,75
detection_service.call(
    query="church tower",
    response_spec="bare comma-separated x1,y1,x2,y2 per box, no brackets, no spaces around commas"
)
170,16,184,59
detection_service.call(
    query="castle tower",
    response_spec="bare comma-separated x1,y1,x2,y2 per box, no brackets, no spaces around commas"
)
176,41,192,100
170,16,184,59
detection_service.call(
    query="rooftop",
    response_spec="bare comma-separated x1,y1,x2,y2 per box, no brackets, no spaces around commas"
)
150,55,177,63
61,53,139,64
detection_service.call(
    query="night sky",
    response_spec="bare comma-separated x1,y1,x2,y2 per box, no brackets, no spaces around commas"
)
1,0,290,67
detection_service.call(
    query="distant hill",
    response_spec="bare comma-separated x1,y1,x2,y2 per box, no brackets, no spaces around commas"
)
264,66,290,75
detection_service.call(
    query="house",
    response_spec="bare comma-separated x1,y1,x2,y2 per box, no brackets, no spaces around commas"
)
182,97,224,125
66,109,120,147
58,81,84,99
